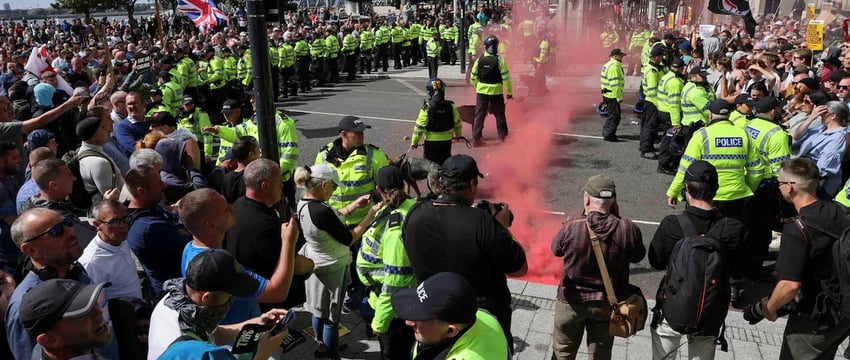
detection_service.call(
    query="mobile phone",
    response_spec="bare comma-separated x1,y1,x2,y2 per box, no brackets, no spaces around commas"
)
268,310,295,336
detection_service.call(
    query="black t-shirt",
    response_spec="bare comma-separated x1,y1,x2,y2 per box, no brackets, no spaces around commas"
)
300,199,352,246
225,196,282,278
648,206,745,270
402,196,526,327
221,170,245,204
776,200,849,316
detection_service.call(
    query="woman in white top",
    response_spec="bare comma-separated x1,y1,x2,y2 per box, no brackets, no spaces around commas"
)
295,164,380,359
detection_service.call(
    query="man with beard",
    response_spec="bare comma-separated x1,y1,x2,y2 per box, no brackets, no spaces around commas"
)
6,208,112,360
19,279,112,360
150,249,289,360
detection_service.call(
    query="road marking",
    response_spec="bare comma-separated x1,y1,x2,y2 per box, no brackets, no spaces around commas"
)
347,89,423,97
539,210,660,226
397,79,428,96
290,109,416,124
290,110,607,140
553,132,604,140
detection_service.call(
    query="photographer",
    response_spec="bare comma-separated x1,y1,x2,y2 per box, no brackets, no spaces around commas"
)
402,154,527,352
743,158,850,359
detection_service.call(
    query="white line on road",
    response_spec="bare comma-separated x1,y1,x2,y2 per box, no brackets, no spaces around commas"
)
397,79,428,96
290,109,416,124
553,132,604,140
538,210,660,226
347,89,423,97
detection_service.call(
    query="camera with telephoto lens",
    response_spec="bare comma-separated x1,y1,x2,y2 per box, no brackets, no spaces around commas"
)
475,200,514,227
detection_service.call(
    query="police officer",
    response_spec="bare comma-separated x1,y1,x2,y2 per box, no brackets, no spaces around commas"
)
293,32,311,93
640,46,666,159
681,67,715,127
269,37,281,100
177,95,215,166
311,30,327,86
278,36,296,99
656,58,687,174
730,94,756,128
601,24,619,49
158,70,182,115
441,19,459,65
410,78,463,166
737,96,790,302
425,32,442,80
666,100,758,223
375,20,391,72
325,26,341,83
470,35,513,147
342,27,358,81
600,48,626,142
355,166,417,360
391,22,405,70
146,88,171,116
359,22,375,74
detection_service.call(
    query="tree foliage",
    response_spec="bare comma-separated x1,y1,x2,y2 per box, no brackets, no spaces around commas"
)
51,0,101,19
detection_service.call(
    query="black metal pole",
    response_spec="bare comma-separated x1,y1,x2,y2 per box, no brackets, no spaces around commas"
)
460,9,467,74
247,0,279,161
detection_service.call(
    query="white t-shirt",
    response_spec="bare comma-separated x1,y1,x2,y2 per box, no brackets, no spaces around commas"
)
78,235,143,301
147,295,181,360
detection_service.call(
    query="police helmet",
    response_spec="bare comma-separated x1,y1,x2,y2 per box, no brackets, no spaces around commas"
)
426,78,446,102
484,35,499,55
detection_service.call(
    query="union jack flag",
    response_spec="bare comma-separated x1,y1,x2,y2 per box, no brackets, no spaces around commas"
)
177,0,227,34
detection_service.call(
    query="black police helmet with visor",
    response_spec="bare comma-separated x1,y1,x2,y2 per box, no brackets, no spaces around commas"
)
484,35,499,55
426,78,446,103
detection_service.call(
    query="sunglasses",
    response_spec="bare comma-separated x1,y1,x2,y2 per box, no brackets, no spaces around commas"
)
803,99,812,104
24,215,73,243
839,85,850,91
99,215,129,227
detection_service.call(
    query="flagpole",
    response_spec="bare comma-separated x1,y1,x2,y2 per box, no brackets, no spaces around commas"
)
155,0,165,47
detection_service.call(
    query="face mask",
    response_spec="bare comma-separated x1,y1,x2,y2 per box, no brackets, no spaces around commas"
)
178,295,233,341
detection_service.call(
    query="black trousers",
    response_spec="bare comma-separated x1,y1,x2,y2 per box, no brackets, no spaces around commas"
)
327,56,339,82
375,44,389,71
296,56,311,91
427,56,439,79
343,53,357,80
473,93,508,140
423,140,452,166
740,180,780,277
359,49,373,73
713,196,750,281
410,39,420,64
639,101,659,153
377,318,415,360
401,44,411,67
601,96,621,139
392,43,403,69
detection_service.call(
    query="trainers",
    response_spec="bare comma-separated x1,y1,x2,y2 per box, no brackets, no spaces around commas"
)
603,136,620,142
657,167,676,175
630,120,640,125
730,283,743,305
641,152,658,160
472,138,485,147
280,329,306,353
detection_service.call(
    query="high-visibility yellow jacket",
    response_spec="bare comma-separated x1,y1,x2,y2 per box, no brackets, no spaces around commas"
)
666,119,759,201
470,54,512,96
315,140,389,225
681,81,714,126
743,117,791,189
657,71,685,125
600,58,624,101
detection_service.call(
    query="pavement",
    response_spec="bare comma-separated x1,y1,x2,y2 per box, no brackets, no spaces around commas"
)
261,63,850,359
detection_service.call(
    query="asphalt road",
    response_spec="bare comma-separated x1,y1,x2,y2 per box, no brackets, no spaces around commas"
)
272,76,736,300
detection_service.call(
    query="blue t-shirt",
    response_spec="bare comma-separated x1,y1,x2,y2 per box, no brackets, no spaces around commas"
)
15,179,39,214
158,339,236,360
127,206,192,297
181,243,266,325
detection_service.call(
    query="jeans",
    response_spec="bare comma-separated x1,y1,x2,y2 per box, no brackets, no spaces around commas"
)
311,316,341,356
650,318,716,360
552,300,613,360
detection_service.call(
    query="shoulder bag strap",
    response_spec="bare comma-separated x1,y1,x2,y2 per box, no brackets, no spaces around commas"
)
677,213,700,237
587,220,620,306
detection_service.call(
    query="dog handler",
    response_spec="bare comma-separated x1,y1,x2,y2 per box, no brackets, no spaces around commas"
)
410,78,463,166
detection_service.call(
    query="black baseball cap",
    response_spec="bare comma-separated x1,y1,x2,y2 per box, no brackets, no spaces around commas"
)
754,96,781,114
663,32,676,40
338,116,371,132
609,48,626,57
149,88,163,96
689,67,709,76
185,249,259,298
376,165,404,191
182,95,195,105
705,99,733,117
441,154,484,182
735,94,757,106
670,58,686,68
391,272,476,324
650,46,666,57
147,111,178,128
684,160,718,187
157,70,171,79
221,99,241,114
20,279,111,338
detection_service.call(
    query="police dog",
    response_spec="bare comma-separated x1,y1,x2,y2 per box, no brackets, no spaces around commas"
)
389,153,441,199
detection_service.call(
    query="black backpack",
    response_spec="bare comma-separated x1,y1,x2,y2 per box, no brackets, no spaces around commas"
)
61,149,109,212
659,214,730,337
792,209,850,323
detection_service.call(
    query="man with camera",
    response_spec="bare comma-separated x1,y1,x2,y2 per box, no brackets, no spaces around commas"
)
550,175,645,360
743,158,850,359
402,154,527,352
